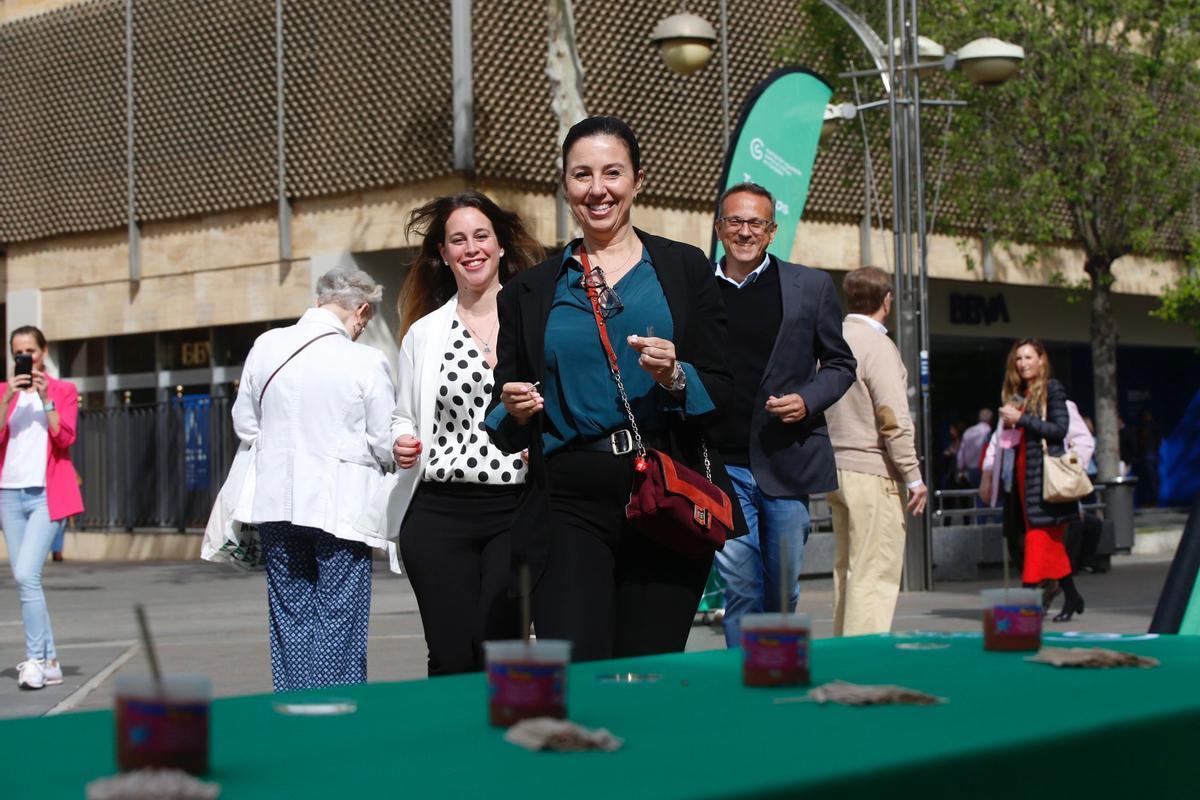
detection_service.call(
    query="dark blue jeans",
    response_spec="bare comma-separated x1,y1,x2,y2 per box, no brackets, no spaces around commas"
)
713,466,811,648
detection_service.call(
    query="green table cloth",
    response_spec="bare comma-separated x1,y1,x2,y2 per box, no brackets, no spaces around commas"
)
5,632,1197,799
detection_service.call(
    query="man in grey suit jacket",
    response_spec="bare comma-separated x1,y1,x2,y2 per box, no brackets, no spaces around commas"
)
710,182,857,647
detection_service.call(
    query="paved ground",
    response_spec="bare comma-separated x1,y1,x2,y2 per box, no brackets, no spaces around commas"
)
0,552,1173,720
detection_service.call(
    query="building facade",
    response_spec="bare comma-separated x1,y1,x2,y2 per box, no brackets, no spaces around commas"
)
1,0,1196,515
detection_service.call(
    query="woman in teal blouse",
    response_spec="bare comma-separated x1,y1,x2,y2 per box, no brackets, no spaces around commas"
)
486,116,745,660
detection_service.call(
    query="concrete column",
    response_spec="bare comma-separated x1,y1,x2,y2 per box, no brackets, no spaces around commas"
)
6,287,59,377
451,0,474,172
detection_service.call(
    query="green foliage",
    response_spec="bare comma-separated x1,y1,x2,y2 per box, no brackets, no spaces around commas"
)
1154,273,1200,337
1153,236,1200,338
1047,271,1090,304
795,0,1200,288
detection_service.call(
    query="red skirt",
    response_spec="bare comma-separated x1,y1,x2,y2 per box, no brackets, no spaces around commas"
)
1016,432,1072,583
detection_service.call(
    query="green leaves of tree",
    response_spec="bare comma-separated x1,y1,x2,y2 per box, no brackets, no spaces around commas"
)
797,0,1200,276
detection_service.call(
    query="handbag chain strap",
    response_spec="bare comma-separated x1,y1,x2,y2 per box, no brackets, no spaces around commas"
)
577,247,712,481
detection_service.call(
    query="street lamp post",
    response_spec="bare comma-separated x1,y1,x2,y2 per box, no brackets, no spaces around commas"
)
650,0,1022,591
651,1,731,152
821,0,1023,590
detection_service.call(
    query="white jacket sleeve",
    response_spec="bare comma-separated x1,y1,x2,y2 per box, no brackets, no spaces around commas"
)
364,351,397,467
391,329,418,443
231,346,261,445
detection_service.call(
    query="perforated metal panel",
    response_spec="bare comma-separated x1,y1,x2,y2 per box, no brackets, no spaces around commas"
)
283,0,453,198
132,0,276,221
0,0,1157,252
472,0,1003,235
0,0,125,242
475,1,827,213
473,0,558,187
0,0,454,241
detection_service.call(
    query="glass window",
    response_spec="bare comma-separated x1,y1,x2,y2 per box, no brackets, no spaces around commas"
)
110,333,157,374
158,328,213,371
213,321,289,367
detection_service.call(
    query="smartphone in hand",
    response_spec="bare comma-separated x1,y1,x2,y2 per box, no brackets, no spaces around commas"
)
13,354,33,381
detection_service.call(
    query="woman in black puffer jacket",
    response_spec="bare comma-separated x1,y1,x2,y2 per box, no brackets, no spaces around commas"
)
996,338,1084,622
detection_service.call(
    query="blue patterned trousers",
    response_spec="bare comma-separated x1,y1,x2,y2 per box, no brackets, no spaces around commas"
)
258,522,372,693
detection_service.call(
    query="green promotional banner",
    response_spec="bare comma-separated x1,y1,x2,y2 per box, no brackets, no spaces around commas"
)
712,67,833,264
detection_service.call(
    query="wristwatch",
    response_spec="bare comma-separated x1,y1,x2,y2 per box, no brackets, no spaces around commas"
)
43,400,56,412
660,364,687,392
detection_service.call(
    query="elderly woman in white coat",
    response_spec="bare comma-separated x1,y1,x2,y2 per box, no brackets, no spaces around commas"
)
233,267,395,692
382,191,541,675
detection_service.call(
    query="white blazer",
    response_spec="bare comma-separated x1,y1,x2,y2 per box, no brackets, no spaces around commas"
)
355,297,458,541
233,307,396,546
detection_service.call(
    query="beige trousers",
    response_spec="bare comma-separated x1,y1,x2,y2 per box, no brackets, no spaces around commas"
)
828,468,907,636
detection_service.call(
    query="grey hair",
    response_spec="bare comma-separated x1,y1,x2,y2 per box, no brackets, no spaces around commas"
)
315,267,383,312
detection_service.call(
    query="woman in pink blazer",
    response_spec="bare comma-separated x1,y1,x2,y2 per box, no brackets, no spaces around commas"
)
1,326,84,690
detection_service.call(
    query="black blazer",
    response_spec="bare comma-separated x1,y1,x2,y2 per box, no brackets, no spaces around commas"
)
1012,378,1078,527
487,229,749,585
744,257,857,496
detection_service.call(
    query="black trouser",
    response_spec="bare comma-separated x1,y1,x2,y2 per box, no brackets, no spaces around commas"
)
533,450,713,662
1002,492,1026,568
399,481,521,676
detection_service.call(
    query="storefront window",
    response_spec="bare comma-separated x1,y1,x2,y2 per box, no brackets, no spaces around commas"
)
158,328,213,371
213,321,288,367
110,332,157,374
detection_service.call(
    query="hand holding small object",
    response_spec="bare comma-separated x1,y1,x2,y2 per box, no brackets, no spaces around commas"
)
6,373,32,399
501,381,544,425
999,404,1022,426
32,369,49,401
627,334,679,388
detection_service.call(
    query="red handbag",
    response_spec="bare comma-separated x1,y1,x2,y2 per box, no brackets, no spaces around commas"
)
578,249,732,556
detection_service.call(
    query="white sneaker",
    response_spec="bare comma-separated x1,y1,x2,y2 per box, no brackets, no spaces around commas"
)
43,659,63,686
17,659,45,690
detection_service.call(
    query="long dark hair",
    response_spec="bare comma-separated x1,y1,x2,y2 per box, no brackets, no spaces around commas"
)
398,191,543,339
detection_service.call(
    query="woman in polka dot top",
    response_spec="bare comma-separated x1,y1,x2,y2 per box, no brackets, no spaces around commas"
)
387,191,542,675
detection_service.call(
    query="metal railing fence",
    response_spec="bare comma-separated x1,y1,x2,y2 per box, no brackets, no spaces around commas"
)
931,486,1111,527
72,398,238,531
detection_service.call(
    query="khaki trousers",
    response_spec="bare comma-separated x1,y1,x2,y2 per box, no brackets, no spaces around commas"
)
828,468,907,636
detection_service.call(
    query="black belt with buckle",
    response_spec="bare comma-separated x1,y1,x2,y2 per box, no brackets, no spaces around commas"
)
565,429,635,456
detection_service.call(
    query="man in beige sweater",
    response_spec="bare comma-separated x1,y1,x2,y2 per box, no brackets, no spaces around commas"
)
825,266,927,636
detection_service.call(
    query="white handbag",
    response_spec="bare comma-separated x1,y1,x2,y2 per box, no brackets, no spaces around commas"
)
1041,439,1093,503
201,440,264,569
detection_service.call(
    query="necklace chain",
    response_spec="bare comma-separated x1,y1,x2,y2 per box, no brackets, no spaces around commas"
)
586,244,640,283
457,309,498,353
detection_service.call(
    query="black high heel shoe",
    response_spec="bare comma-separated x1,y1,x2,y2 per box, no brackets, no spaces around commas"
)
1040,580,1062,617
1052,595,1085,623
